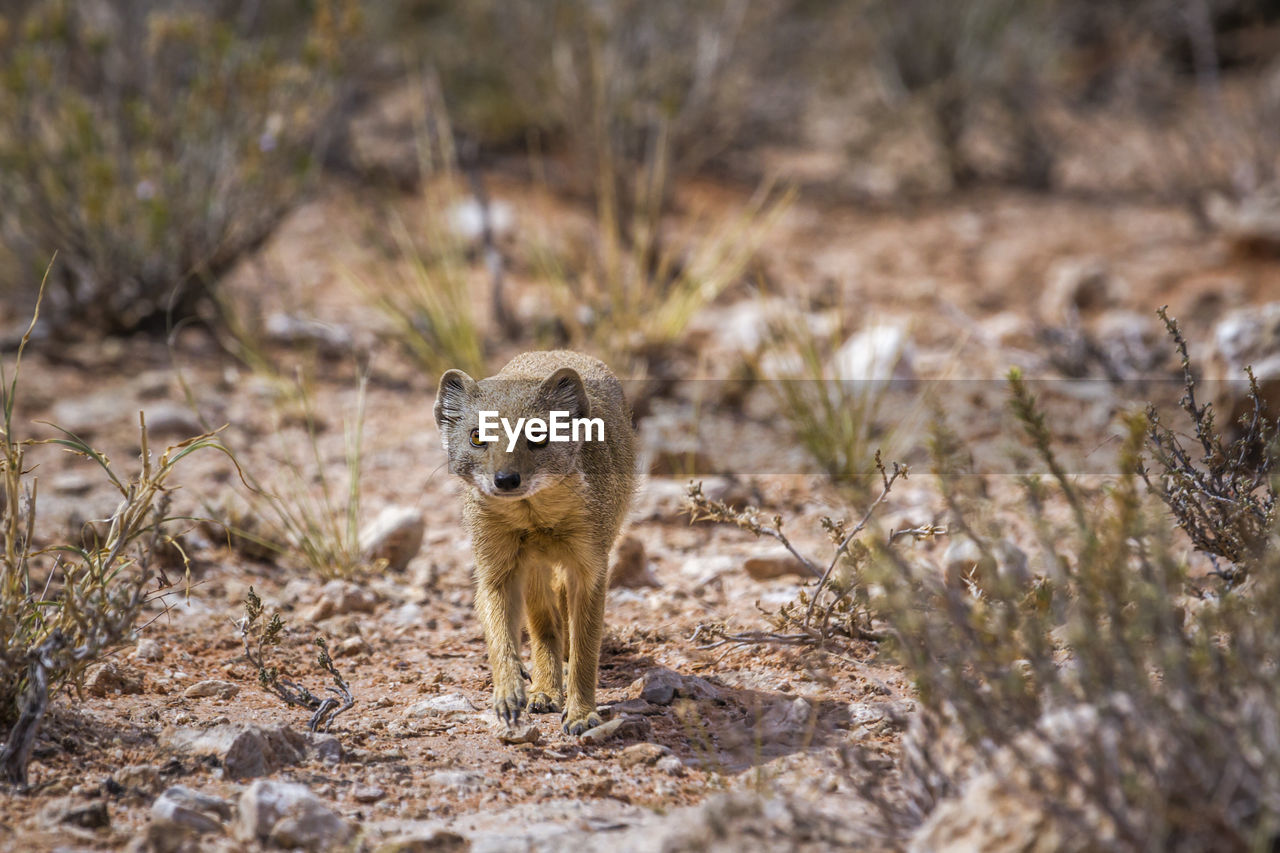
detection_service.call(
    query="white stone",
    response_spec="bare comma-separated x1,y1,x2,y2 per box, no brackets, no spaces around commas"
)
831,324,914,382
405,692,477,718
182,679,239,700
238,780,352,852
133,638,164,662
360,506,425,572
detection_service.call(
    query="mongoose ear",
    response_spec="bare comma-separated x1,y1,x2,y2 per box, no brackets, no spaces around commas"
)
538,367,590,421
434,369,478,431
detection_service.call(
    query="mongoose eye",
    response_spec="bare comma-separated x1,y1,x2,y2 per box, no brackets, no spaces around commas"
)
469,429,487,447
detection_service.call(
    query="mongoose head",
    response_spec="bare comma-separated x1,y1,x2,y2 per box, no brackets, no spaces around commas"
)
434,366,592,500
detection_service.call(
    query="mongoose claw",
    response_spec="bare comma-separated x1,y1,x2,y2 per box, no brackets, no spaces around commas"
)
494,686,526,727
562,710,603,736
526,691,562,714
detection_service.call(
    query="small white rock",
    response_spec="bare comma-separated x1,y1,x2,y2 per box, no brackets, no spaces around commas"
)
133,638,164,662
831,324,914,382
942,538,996,590
334,635,371,658
404,692,476,718
183,680,239,700
655,754,686,776
360,506,425,573
494,721,542,745
238,780,352,852
151,785,231,837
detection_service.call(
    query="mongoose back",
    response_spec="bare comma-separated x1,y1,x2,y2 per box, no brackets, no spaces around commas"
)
433,351,636,734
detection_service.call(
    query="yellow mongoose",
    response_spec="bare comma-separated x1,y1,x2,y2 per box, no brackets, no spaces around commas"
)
433,351,636,735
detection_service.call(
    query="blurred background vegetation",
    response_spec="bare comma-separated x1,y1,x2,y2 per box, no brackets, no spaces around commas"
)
0,0,1277,345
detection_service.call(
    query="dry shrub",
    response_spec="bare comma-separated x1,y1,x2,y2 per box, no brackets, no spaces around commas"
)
359,173,489,381
859,367,1280,850
240,588,353,732
538,180,791,377
758,316,918,498
0,283,224,785
853,0,1064,189
0,0,360,334
413,0,794,202
214,374,374,580
1141,308,1276,581
685,454,915,655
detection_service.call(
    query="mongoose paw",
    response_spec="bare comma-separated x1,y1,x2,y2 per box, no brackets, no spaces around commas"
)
561,709,603,736
526,691,563,714
494,684,527,727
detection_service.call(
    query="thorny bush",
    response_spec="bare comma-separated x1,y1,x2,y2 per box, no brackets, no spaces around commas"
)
240,587,353,732
855,364,1280,851
1140,307,1276,583
0,285,224,786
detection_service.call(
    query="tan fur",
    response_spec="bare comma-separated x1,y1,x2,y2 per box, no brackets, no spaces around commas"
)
433,351,636,735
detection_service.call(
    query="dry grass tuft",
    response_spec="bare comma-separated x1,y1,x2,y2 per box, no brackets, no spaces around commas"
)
0,272,227,785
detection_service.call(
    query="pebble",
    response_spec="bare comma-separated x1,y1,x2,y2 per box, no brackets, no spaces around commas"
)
223,726,310,779
132,638,164,662
50,392,132,438
150,784,231,839
264,313,355,356
495,721,542,745
1207,188,1280,254
238,779,353,852
609,698,663,716
84,661,144,697
618,742,672,768
759,696,814,742
405,692,477,718
580,715,652,745
633,478,693,521
942,538,996,590
360,505,425,573
427,770,486,792
655,754,686,776
352,785,386,804
312,735,345,765
142,402,205,440
1040,256,1117,322
162,723,312,779
51,471,94,495
39,797,110,831
182,679,239,700
113,764,163,794
1211,301,1280,424
373,831,471,853
830,324,914,381
335,635,372,658
848,702,890,728
305,580,378,622
626,668,722,706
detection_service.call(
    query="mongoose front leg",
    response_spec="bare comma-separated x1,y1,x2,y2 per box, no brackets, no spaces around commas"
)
523,572,564,714
475,566,526,726
562,558,608,735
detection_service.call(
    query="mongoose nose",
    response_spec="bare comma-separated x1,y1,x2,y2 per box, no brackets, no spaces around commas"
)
494,471,521,491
